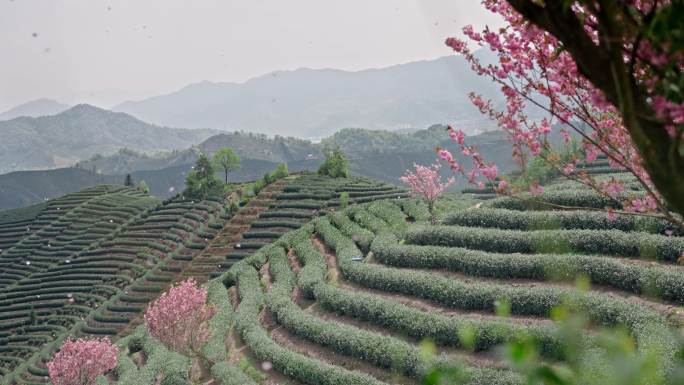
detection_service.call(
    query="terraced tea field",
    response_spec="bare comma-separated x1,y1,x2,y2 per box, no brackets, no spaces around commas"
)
4,172,682,385
0,174,407,384
208,183,683,384
203,174,408,279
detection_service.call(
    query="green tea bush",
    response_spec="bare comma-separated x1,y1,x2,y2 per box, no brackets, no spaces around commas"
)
444,208,681,235
276,192,333,200
313,218,675,362
271,163,289,180
211,361,257,385
372,233,684,304
242,231,282,239
313,219,526,384
405,225,684,261
231,263,386,385
289,226,326,298
202,280,234,364
258,211,312,219
317,146,350,178
339,192,350,208
483,190,644,210
347,206,389,234
328,212,374,252
251,220,302,229
265,246,426,378
113,326,190,385
316,282,565,358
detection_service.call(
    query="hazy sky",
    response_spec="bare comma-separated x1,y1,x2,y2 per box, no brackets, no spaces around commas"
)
0,0,503,112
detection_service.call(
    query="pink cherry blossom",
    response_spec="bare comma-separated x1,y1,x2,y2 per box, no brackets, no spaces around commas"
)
530,183,544,197
144,278,215,357
438,0,681,225
563,164,575,175
497,180,508,190
437,149,454,163
400,162,455,224
480,165,498,180
47,338,118,385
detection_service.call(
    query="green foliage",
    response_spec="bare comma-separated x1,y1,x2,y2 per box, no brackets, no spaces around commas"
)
112,326,191,385
315,218,675,358
231,262,386,385
211,361,258,385
136,180,149,194
371,232,684,305
445,207,680,235
428,304,684,385
160,373,190,385
252,179,266,195
212,147,241,184
227,201,239,214
405,225,684,261
201,280,234,363
513,139,583,189
184,154,223,200
321,127,445,157
339,192,350,208
483,189,644,210
271,163,289,180
266,245,428,377
318,145,350,178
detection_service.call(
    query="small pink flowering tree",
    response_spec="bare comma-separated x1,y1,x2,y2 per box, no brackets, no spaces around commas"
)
437,0,684,229
47,337,118,385
144,278,215,358
400,162,455,224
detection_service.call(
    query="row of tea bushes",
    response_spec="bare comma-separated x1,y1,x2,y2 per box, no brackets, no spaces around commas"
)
444,207,681,235
405,225,684,262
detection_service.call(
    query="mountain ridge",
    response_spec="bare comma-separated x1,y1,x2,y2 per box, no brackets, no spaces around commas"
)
0,104,218,174
0,98,70,121
113,54,504,137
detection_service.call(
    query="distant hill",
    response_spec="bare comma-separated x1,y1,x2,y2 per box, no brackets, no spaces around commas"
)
0,158,321,210
0,104,218,174
349,130,515,182
114,54,503,138
198,132,320,163
0,126,523,209
323,125,446,157
77,131,321,175
0,98,70,120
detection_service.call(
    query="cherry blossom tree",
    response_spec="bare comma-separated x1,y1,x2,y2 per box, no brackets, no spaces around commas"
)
437,0,684,229
144,278,215,358
47,337,118,385
400,162,455,224
501,0,684,217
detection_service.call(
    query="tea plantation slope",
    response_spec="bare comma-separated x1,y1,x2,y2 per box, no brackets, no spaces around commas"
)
0,203,48,254
2,174,406,385
0,187,240,383
205,173,408,279
0,185,162,382
7,178,286,384
207,194,683,385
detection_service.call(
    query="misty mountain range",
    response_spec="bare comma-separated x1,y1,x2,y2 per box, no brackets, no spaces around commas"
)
0,53,523,209
1,53,503,139
0,123,523,210
0,98,70,121
112,54,502,138
0,104,218,174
